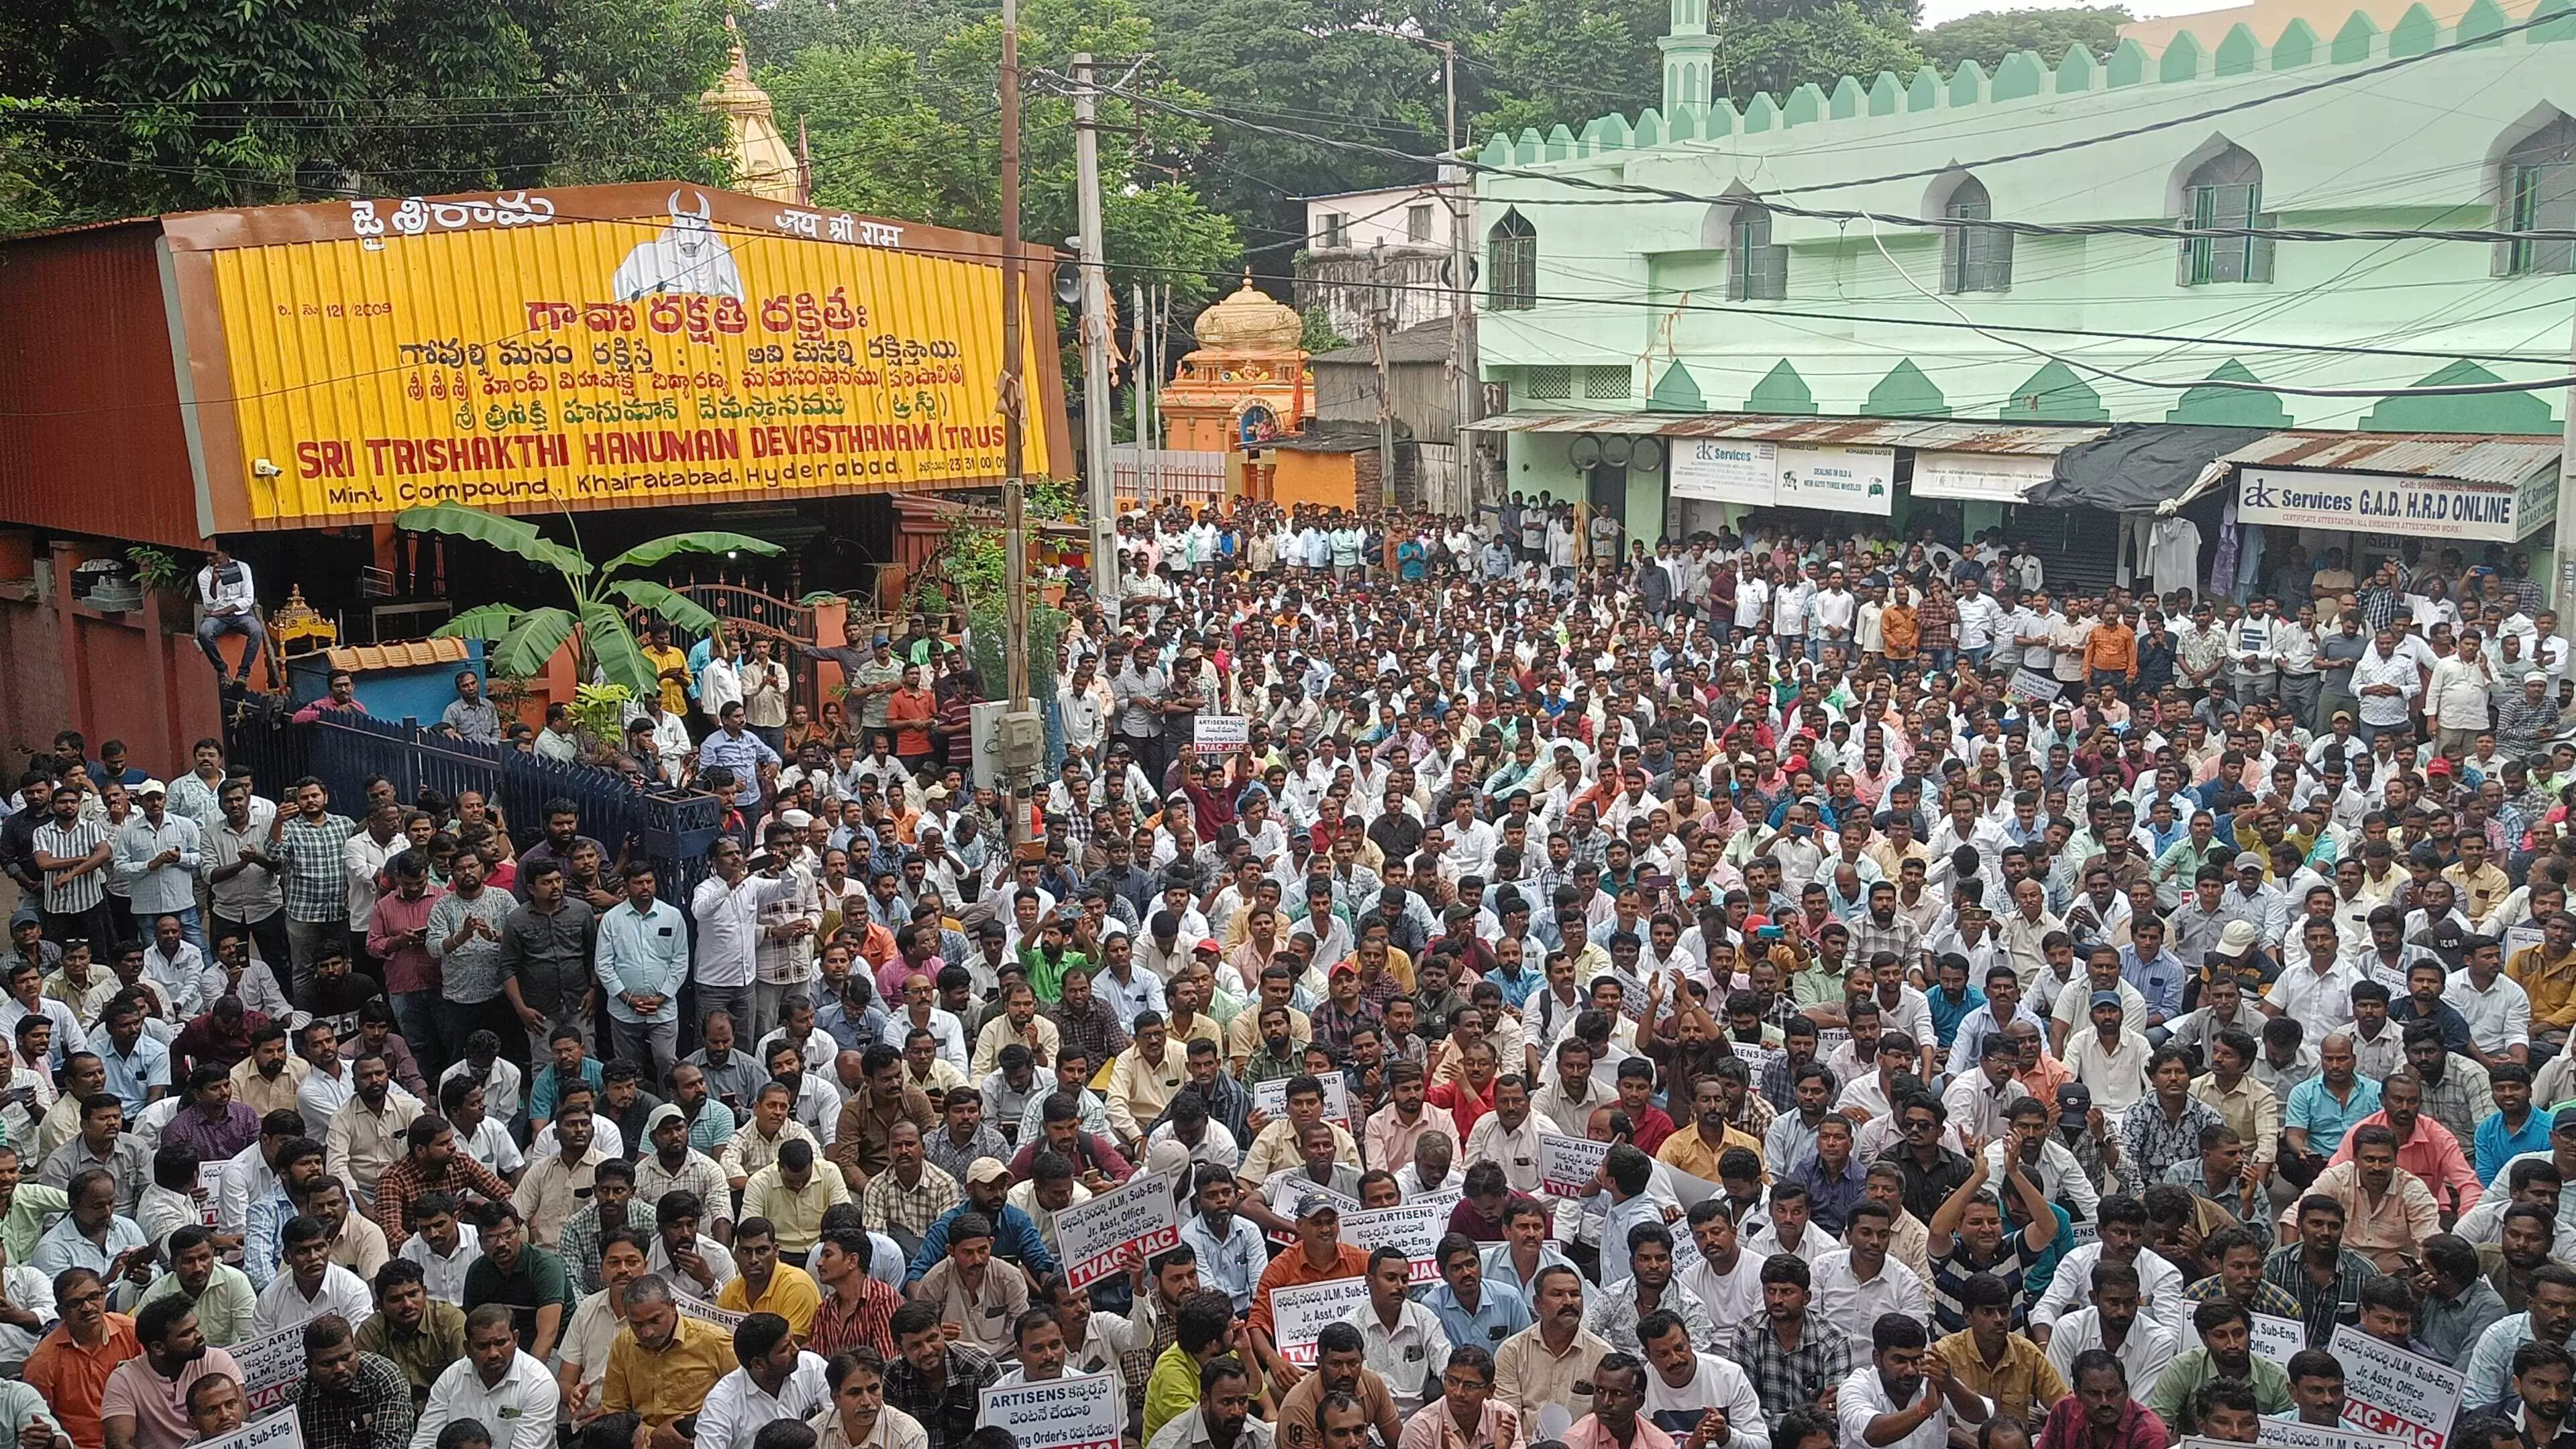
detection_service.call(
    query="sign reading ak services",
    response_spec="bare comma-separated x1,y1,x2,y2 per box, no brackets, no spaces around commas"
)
2235,467,2550,543
1669,439,1777,506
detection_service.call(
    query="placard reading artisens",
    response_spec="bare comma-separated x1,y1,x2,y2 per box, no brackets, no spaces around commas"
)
1341,1200,1450,1285
1055,1167,1185,1291
1536,1133,1609,1199
981,1371,1124,1449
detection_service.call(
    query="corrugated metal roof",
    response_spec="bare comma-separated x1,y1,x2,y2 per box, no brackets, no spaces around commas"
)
1313,321,1455,368
2221,430,2561,485
1462,411,2108,454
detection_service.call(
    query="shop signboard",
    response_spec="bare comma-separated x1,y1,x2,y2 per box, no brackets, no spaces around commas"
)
1669,439,1776,506
1775,445,1894,516
2236,468,2540,543
1911,451,2054,503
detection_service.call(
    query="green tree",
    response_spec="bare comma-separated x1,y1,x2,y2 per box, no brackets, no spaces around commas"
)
0,0,731,223
1713,0,1925,107
1919,5,2133,69
402,503,782,694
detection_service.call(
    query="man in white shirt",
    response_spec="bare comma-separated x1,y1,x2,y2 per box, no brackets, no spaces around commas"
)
413,1305,557,1449
252,1215,374,1334
2038,1260,2178,1407
1811,1202,1931,1343
1833,1314,1995,1449
694,1313,833,1449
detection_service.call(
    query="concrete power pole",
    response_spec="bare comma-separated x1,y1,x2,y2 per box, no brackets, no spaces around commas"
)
2557,312,2576,631
1371,240,1396,511
1441,40,1477,519
995,0,1042,848
1073,54,1118,602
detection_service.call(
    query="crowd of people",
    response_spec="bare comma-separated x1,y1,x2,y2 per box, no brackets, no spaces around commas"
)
4,495,2576,1449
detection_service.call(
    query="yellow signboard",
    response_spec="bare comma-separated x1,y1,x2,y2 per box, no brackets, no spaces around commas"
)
164,184,1067,532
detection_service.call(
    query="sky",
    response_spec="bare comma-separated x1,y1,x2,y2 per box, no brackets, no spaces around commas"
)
1917,0,2243,27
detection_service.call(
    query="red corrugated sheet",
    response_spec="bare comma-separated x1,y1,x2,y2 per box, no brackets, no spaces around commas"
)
0,223,207,547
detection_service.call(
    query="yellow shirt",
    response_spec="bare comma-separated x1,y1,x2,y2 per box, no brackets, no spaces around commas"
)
600,1313,733,1427
643,645,690,714
1654,1121,1766,1180
717,1262,822,1338
741,1162,855,1254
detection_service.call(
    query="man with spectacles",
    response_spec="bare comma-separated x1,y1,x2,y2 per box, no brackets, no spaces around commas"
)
1396,1345,1517,1449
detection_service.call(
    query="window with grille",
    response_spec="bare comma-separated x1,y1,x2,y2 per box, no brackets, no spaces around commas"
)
1318,213,1348,249
2180,146,2273,284
1728,206,1786,301
1488,211,1537,311
2506,114,2576,276
1407,205,1434,244
1941,178,2014,293
1526,366,1572,400
1584,366,1629,400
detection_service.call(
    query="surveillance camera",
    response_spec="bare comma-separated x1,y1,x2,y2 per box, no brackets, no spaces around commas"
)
251,458,282,478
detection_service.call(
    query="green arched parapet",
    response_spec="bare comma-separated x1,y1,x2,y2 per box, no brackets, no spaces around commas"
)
1746,360,1819,415
2159,32,2206,79
1870,71,1904,113
1999,361,2110,422
2536,0,2576,44
1949,59,1988,105
1831,75,1866,118
1865,360,1951,419
1544,124,1576,160
2331,11,2381,61
1909,66,1942,109
2363,361,2558,433
2055,46,2100,91
1650,362,1706,412
2388,3,2440,54
2271,19,2320,66
1633,109,1664,147
1743,93,1780,131
2107,38,2151,85
2457,0,2509,44
2215,23,2262,72
2165,361,2294,426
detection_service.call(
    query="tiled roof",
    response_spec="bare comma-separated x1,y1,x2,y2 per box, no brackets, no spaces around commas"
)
325,637,472,672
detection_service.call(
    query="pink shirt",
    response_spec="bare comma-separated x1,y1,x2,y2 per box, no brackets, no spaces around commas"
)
100,1345,243,1449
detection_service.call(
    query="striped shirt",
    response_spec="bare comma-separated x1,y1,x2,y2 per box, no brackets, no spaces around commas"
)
31,820,109,915
276,814,359,924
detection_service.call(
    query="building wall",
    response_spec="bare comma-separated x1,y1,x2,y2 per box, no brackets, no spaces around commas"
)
1297,248,1454,345
1474,5,2576,506
1314,359,1458,435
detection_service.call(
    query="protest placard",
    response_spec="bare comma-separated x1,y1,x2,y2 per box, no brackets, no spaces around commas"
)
2328,1325,2462,1449
981,1371,1126,1449
2506,924,2546,966
1609,969,1652,1023
1731,1043,1785,1086
199,1161,227,1226
2250,1314,2305,1365
1536,1133,1609,1199
1271,1276,1372,1366
195,1411,304,1449
676,1291,748,1331
231,1324,307,1418
1342,1200,1450,1285
1056,1167,1184,1290
1265,1183,1362,1246
1253,1075,1350,1124
1194,717,1249,756
2251,1425,2413,1449
2006,669,2063,706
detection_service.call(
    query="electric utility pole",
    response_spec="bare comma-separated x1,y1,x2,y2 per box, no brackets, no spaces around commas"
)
996,0,1042,849
1073,54,1118,601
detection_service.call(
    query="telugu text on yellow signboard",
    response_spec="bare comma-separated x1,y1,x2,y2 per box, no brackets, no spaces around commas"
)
178,186,1061,529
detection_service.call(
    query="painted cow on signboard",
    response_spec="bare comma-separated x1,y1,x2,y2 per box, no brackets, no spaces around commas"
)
611,191,747,302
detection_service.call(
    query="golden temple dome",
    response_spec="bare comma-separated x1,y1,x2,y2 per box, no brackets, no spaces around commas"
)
1191,272,1303,354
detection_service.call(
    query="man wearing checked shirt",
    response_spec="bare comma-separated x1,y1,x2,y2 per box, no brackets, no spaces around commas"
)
596,863,689,1086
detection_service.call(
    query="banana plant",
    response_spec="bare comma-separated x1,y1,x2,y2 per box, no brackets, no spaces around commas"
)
400,502,784,696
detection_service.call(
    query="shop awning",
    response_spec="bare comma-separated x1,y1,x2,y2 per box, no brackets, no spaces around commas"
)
1462,411,2106,455
2023,424,2278,512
